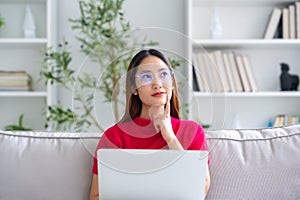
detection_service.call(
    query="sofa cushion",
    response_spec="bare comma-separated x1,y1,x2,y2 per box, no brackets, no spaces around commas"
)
0,131,100,200
205,125,300,200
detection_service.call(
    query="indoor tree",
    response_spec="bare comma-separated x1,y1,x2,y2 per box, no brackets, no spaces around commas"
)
41,0,157,132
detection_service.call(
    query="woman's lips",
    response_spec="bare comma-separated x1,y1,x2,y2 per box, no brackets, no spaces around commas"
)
152,92,166,97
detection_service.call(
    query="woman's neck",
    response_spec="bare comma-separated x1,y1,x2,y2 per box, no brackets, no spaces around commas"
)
140,104,164,118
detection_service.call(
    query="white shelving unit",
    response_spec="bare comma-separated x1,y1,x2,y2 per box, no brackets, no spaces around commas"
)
187,0,300,129
0,0,57,130
193,91,300,98
0,91,47,98
193,39,300,48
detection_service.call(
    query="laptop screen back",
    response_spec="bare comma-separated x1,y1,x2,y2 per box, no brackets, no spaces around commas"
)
97,149,208,200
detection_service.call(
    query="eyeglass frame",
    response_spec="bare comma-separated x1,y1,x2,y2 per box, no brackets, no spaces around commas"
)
135,68,174,86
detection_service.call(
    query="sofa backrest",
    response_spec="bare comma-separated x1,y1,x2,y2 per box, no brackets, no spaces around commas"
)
205,125,300,200
0,131,100,200
1,125,300,200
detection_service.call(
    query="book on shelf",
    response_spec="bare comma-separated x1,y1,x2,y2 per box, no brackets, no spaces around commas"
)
282,8,290,39
0,80,29,86
235,55,251,92
273,114,285,127
0,70,28,76
286,115,300,126
208,52,223,92
0,86,31,91
193,50,258,93
198,52,213,92
0,70,32,91
227,52,243,92
193,52,219,92
212,50,230,92
202,53,216,92
270,2,300,39
193,52,207,92
264,8,282,39
273,114,300,127
296,2,300,39
192,66,200,92
289,4,296,39
242,55,259,92
222,53,236,92
274,9,283,39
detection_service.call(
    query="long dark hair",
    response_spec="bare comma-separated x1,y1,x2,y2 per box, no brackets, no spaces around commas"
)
119,49,180,123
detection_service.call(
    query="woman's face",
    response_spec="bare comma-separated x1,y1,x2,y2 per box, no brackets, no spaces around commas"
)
134,55,173,109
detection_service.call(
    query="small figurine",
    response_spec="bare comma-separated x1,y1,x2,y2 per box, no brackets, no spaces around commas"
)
280,63,299,91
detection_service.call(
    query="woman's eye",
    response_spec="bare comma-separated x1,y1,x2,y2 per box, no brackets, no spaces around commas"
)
141,73,152,80
160,71,169,78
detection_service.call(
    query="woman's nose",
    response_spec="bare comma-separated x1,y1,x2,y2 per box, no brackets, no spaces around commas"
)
152,81,163,89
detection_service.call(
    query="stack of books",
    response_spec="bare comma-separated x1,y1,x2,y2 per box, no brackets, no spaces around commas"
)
193,50,258,93
273,114,300,127
0,71,32,91
264,1,300,39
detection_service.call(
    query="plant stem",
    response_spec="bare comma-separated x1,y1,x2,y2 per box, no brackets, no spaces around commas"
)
113,83,119,122
78,94,105,132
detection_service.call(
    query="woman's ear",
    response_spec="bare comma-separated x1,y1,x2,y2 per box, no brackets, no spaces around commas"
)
131,85,137,95
133,89,138,95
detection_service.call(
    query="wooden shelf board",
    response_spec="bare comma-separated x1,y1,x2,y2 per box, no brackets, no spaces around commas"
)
0,91,47,97
192,0,297,7
0,0,46,4
193,39,300,49
0,38,47,45
193,91,300,97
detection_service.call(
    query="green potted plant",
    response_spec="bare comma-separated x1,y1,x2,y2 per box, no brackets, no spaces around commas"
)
41,0,190,132
4,114,32,131
41,0,157,132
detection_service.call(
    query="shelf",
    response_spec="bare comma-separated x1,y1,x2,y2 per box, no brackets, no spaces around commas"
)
0,0,54,131
192,0,297,7
193,39,300,49
189,0,300,129
0,91,47,98
193,91,300,97
0,0,46,4
0,38,48,47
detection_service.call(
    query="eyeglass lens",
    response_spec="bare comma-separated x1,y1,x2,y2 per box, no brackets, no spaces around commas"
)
137,70,172,86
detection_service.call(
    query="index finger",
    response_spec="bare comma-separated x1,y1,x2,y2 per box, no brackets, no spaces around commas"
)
165,93,170,116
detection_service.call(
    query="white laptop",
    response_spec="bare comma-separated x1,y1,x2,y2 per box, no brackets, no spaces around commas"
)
97,149,208,200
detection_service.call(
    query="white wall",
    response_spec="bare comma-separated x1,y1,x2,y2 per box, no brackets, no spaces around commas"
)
56,0,187,132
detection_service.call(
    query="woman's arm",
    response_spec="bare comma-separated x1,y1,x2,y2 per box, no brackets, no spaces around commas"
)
163,132,184,150
89,174,99,200
154,95,184,150
205,163,211,197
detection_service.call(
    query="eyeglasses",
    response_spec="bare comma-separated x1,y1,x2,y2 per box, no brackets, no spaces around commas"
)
136,69,173,86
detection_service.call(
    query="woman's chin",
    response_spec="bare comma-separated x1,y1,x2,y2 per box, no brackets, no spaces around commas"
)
152,101,166,106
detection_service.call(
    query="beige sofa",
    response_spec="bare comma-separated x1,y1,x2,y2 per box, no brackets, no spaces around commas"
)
0,125,299,200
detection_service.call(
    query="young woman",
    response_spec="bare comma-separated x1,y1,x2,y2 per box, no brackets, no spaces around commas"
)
89,49,210,199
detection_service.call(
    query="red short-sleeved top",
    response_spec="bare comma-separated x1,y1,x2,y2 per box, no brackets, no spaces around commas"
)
92,116,209,174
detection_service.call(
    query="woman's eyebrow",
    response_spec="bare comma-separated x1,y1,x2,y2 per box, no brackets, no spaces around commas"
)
139,66,169,73
139,70,151,74
159,67,169,71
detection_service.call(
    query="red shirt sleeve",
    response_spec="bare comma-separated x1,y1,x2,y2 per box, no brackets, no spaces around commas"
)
188,124,208,150
187,124,210,164
92,129,122,175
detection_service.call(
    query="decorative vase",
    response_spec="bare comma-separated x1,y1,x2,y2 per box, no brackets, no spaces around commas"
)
23,5,36,38
210,7,223,39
